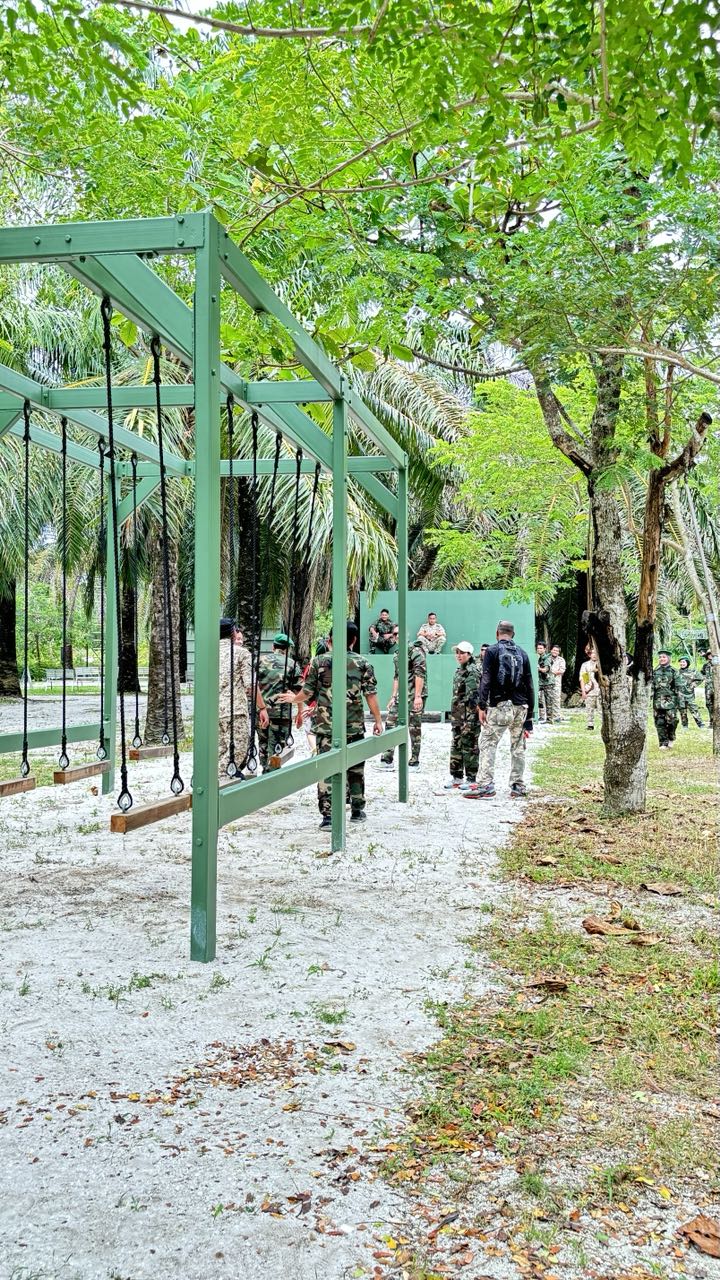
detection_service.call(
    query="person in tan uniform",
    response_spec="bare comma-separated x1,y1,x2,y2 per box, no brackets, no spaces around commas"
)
218,618,268,779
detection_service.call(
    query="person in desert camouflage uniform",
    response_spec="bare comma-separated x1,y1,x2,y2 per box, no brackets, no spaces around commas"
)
257,633,304,769
445,641,481,789
652,651,680,748
279,621,383,827
380,637,427,768
676,656,704,728
218,619,268,778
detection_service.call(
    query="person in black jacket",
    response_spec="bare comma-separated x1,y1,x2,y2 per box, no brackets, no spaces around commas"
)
465,620,534,800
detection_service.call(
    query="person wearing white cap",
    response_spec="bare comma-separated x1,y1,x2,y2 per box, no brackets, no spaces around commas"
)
444,641,482,789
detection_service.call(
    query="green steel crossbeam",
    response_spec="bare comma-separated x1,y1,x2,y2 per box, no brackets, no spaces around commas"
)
0,406,20,438
0,723,101,755
217,727,407,828
0,213,205,261
246,380,331,404
9,418,102,470
46,386,196,410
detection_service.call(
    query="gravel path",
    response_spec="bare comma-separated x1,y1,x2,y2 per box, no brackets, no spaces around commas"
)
0,708,534,1280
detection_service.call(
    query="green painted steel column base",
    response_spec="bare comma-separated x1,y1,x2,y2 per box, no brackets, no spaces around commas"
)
330,772,346,852
398,741,409,803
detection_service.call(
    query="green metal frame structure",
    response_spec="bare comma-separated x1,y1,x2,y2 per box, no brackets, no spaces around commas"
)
0,211,410,962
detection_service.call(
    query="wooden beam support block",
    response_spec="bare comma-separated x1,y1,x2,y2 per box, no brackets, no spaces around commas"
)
0,776,37,798
129,744,173,761
53,761,111,785
111,792,192,833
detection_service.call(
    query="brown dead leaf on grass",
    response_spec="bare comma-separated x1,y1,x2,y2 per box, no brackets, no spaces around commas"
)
526,978,569,994
679,1214,720,1258
640,881,683,896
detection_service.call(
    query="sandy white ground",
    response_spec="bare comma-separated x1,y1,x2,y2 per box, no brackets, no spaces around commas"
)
0,699,533,1280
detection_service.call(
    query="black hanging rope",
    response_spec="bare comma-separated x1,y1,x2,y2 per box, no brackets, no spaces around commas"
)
293,460,322,653
20,402,31,778
278,448,303,748
243,411,261,773
150,333,184,797
130,453,143,750
100,296,131,810
97,439,107,762
225,396,239,778
58,417,70,770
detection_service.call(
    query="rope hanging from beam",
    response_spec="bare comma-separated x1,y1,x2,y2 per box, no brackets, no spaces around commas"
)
130,453,143,750
225,396,239,779
20,401,31,779
96,439,108,763
58,417,70,771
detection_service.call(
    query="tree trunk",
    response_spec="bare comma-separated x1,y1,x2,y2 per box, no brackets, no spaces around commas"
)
144,537,185,745
0,578,21,697
118,579,139,694
584,483,649,817
669,485,720,755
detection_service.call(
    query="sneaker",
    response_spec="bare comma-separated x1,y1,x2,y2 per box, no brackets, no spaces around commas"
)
378,759,394,770
459,779,477,791
408,759,420,768
443,778,463,790
659,744,668,750
510,781,528,797
465,783,496,799
319,815,332,828
350,811,366,823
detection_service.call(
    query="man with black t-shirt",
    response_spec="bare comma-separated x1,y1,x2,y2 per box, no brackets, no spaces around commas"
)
465,620,534,800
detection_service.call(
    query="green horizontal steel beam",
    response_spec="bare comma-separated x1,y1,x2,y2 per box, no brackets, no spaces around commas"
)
0,406,20,439
0,213,205,262
0,365,187,476
118,476,160,523
217,726,405,828
9,419,101,470
343,385,407,469
245,380,331,404
358,472,398,518
0,722,100,755
46,385,195,410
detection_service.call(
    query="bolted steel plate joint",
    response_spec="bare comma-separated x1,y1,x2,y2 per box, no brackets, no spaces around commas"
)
177,238,185,246
177,215,185,224
195,786,204,796
33,237,41,245
195,837,204,847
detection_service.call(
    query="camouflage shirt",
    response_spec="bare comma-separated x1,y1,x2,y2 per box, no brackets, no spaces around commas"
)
652,664,680,711
702,659,715,697
218,638,252,719
369,617,396,650
537,652,553,689
393,643,428,699
302,651,378,737
676,668,699,699
451,658,481,719
258,650,303,711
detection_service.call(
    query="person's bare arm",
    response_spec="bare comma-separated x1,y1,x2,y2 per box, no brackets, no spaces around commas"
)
413,674,424,711
366,691,384,733
387,676,399,710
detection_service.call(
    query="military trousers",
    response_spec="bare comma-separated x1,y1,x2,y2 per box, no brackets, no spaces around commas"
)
381,696,424,764
479,701,528,786
538,686,550,722
653,706,678,746
449,711,480,781
678,694,703,728
549,676,563,722
316,732,365,816
258,710,294,769
219,707,250,779
584,689,599,728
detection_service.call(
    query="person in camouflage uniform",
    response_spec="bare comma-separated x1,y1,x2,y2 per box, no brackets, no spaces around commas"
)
702,650,716,727
279,621,383,827
676,657,704,728
380,638,427,768
368,608,396,654
257,633,304,770
652,651,680,748
218,619,268,779
446,641,481,788
536,641,552,723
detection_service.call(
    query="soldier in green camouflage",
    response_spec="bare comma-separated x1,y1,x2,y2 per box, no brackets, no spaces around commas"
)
257,633,304,770
445,641,481,789
702,650,716,727
536,642,552,723
676,657,704,728
368,608,397,654
279,621,383,828
652,651,680,748
380,638,427,769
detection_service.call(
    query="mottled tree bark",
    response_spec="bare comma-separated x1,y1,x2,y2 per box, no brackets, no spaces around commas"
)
0,579,21,697
144,537,185,745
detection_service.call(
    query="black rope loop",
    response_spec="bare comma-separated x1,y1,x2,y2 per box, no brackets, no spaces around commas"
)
241,410,261,774
58,417,70,770
150,333,183,796
281,447,303,747
20,401,31,778
96,439,107,761
225,395,237,776
130,452,143,750
100,296,131,804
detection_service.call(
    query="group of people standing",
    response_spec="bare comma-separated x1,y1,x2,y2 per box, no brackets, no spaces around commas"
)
651,649,714,748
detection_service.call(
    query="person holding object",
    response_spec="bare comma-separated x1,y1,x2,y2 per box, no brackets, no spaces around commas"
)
417,612,447,654
279,621,383,827
465,620,534,800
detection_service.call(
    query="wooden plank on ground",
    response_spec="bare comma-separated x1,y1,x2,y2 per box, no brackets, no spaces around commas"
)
129,744,173,761
0,776,37,798
110,791,192,833
53,761,111,785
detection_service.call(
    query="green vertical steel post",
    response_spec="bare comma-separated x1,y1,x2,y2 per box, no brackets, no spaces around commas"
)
397,463,409,802
102,487,118,794
330,396,348,853
190,222,222,962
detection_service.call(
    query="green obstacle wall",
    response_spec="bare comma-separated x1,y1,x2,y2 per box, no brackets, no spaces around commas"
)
359,589,536,714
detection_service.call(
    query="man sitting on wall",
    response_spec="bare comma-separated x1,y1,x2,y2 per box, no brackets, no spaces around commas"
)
417,612,447,654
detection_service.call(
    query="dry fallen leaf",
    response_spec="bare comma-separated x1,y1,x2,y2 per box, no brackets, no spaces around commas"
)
536,856,557,866
323,1040,356,1054
527,978,569,993
679,1214,720,1258
640,882,683,896
582,916,627,937
628,932,661,946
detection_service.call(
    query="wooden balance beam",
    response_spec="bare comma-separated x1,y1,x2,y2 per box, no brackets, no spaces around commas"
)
110,791,192,834
129,744,173,761
0,776,37,798
53,761,111,785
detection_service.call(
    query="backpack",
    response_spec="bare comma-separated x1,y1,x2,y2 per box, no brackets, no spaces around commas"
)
497,640,523,692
